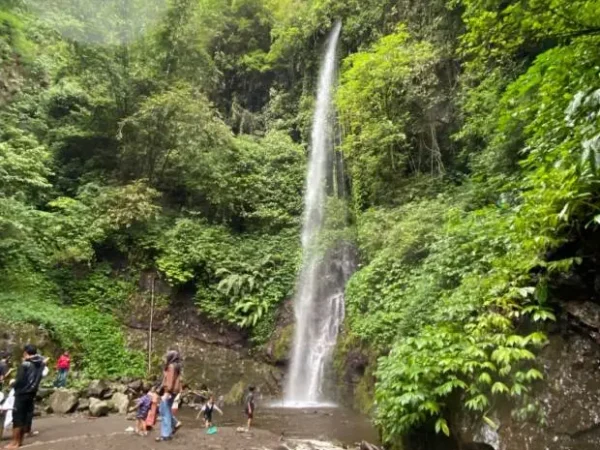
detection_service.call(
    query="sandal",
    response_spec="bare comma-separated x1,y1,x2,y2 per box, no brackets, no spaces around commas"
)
155,437,172,442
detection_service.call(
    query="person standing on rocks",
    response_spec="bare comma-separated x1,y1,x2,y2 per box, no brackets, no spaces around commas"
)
5,344,45,449
156,350,182,442
54,351,70,388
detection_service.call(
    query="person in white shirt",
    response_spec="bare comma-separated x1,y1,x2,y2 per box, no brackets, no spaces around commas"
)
1,380,16,437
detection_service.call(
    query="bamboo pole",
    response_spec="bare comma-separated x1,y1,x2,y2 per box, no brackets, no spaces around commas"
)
148,275,156,375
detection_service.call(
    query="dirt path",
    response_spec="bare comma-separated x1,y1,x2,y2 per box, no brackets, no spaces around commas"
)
1,416,284,450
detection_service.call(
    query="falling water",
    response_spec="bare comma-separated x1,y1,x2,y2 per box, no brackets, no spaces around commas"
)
285,21,344,406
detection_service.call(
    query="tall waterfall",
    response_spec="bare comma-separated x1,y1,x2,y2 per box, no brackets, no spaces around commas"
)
285,21,344,406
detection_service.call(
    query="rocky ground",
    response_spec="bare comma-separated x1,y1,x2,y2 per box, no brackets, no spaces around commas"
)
1,415,359,450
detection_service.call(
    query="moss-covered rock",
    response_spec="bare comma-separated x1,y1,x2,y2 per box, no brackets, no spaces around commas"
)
0,320,58,361
333,331,375,412
224,380,246,405
271,324,294,364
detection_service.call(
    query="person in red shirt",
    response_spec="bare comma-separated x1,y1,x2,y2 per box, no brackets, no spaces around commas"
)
54,351,70,388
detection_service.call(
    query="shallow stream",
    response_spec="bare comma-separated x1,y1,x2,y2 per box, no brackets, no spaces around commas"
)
180,403,379,446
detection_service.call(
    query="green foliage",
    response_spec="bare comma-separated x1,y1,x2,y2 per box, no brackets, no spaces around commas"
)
456,0,600,72
337,25,450,209
0,290,144,379
2,0,600,443
157,217,299,332
52,263,136,311
345,25,600,448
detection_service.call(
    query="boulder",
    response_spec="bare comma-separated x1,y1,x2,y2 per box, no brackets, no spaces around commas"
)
87,380,109,398
36,388,54,402
102,389,114,400
109,392,130,414
77,398,90,411
49,389,80,414
109,382,128,394
127,379,143,392
89,398,110,417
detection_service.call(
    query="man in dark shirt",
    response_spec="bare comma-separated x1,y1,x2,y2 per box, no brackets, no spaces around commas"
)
6,344,45,449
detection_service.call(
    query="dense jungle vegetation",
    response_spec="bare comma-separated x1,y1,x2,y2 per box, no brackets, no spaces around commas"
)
1,0,600,445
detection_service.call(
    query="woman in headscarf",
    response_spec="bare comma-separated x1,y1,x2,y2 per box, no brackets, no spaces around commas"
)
156,350,182,442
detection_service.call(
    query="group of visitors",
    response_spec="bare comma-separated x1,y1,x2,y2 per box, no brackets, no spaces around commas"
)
134,349,257,443
0,347,71,448
1,345,256,446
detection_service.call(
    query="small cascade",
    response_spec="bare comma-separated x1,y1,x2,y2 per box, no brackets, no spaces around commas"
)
284,20,345,406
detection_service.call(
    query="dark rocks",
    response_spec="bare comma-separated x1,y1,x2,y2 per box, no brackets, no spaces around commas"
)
565,301,600,331
454,328,600,450
87,380,109,398
49,389,80,414
127,380,143,392
101,390,113,400
77,398,90,411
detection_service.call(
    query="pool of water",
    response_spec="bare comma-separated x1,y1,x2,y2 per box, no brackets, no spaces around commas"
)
180,402,379,446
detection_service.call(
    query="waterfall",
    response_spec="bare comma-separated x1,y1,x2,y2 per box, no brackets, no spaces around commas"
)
285,21,343,406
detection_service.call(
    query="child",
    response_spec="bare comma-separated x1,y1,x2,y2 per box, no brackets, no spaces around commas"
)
198,395,223,429
244,386,255,431
1,380,16,440
54,351,70,388
136,389,152,436
145,386,159,430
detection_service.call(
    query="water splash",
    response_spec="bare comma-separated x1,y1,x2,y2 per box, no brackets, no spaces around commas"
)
285,21,343,406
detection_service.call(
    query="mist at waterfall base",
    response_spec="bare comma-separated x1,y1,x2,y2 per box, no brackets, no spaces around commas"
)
276,21,352,409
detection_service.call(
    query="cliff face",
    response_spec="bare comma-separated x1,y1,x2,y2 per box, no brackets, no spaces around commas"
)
455,318,600,450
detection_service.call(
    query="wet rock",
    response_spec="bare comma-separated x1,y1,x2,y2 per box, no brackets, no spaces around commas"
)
109,392,130,414
49,389,80,414
77,398,90,411
267,324,294,366
565,301,600,330
87,380,109,398
89,398,110,417
127,327,281,397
